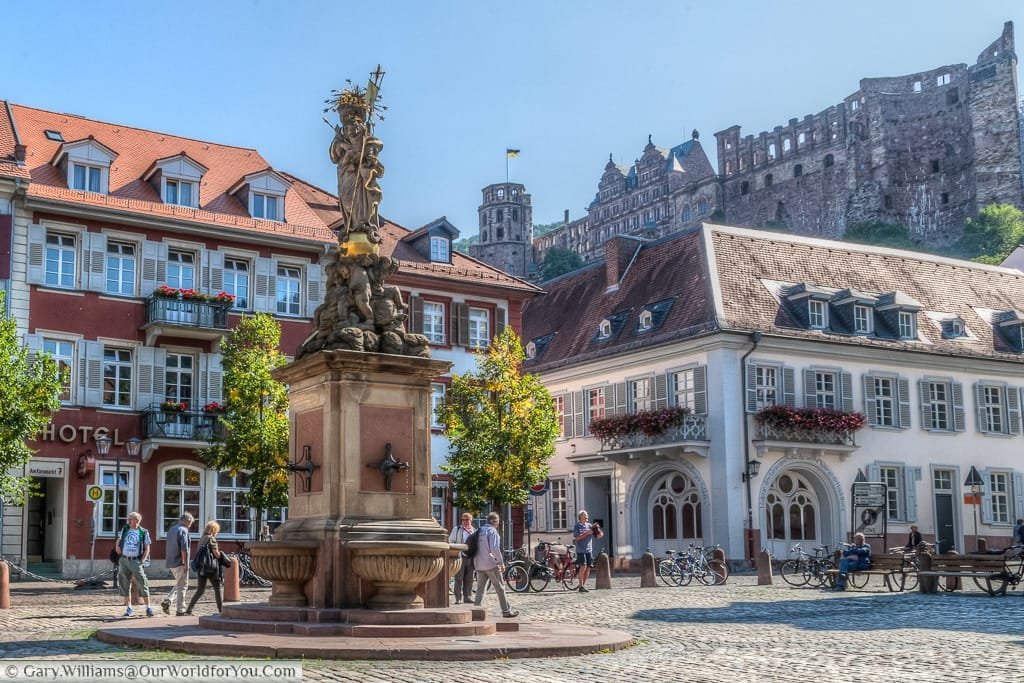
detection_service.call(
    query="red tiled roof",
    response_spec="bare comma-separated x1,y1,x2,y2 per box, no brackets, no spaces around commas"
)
11,103,333,242
0,100,30,180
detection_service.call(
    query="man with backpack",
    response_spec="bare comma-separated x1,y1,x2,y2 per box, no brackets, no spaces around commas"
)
472,512,518,618
115,511,154,617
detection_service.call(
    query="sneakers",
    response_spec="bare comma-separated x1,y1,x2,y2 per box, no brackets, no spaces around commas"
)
578,585,589,593
176,611,187,617
501,610,519,618
161,599,171,615
123,607,133,617
145,607,155,617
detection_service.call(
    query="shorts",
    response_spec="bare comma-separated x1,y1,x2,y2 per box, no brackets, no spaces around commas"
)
575,551,594,568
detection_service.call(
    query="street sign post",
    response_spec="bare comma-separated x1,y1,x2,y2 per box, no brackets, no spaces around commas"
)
86,485,103,577
852,481,887,538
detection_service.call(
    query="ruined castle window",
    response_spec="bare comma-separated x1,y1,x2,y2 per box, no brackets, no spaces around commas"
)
913,80,922,93
511,188,518,197
947,89,959,105
884,195,893,210
824,154,835,168
783,138,792,153
829,122,838,140
480,214,486,228
851,100,859,112
725,161,732,174
497,227,504,240
936,73,951,86
681,205,692,222
496,209,503,222
794,165,803,178
698,199,709,215
941,192,949,205
481,229,488,243
764,174,773,188
768,143,776,161
496,188,505,199
931,160,940,173
512,209,519,221
797,132,806,145
741,181,750,196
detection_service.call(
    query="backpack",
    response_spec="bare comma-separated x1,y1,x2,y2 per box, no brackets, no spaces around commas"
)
189,544,207,574
464,528,481,558
190,542,219,576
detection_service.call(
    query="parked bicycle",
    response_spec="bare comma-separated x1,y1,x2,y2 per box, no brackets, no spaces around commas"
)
884,542,936,592
780,543,835,588
657,544,727,587
506,541,579,592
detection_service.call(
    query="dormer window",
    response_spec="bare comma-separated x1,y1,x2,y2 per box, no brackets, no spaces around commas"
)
808,299,828,329
638,310,653,332
144,153,207,208
72,164,102,193
598,319,612,339
948,318,965,338
430,236,451,262
165,179,194,206
252,193,281,220
53,137,117,195
898,311,916,339
854,305,873,334
229,170,290,223
525,342,536,359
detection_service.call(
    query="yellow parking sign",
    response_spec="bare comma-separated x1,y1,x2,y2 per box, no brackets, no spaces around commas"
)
86,485,103,502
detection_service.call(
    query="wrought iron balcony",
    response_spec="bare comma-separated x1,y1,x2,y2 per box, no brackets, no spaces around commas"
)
753,422,857,447
142,407,225,442
142,296,231,344
589,411,708,464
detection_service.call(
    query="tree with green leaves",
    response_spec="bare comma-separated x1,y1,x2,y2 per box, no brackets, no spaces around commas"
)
200,313,289,537
540,246,584,281
0,291,65,505
955,203,1024,264
439,328,558,513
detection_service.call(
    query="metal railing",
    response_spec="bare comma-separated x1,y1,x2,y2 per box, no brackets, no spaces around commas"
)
754,422,857,446
142,406,225,441
598,414,709,451
146,296,230,329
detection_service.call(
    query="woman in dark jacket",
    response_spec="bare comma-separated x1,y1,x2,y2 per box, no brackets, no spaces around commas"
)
186,520,224,614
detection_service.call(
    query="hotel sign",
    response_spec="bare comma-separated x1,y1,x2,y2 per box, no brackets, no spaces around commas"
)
36,424,127,445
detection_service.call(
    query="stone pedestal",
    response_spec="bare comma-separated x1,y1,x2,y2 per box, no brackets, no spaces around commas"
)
270,350,452,609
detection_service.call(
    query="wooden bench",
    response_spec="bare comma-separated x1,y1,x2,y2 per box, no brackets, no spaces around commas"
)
825,554,915,592
916,553,1012,596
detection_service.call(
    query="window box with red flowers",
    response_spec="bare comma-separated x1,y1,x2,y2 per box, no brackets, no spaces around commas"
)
203,401,224,414
754,406,865,446
589,406,707,450
160,400,188,413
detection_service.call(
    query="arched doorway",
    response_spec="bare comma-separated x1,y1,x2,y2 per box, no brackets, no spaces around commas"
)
759,460,844,559
647,471,703,555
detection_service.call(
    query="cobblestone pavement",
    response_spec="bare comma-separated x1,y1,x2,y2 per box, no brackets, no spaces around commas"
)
2,574,1023,682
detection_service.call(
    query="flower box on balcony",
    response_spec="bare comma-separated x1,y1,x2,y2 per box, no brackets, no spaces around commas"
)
203,401,224,414
754,406,865,446
160,401,188,413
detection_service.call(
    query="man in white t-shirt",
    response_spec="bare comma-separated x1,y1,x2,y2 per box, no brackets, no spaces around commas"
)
115,511,154,617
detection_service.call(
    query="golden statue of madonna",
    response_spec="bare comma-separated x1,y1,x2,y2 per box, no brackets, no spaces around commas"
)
328,67,386,254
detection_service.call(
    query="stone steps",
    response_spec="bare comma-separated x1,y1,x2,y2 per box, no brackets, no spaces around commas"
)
220,603,484,625
198,615,500,637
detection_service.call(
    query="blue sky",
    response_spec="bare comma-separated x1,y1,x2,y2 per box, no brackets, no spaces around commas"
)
6,1,1023,235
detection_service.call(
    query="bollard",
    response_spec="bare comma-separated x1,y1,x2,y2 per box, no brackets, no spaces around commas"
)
977,538,987,554
640,550,657,587
757,549,773,585
595,551,612,590
223,554,240,602
917,550,935,593
944,550,960,592
0,561,10,609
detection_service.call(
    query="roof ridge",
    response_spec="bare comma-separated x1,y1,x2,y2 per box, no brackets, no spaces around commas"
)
11,102,262,155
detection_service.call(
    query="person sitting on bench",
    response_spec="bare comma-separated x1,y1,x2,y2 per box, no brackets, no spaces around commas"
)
834,533,872,591
905,525,923,550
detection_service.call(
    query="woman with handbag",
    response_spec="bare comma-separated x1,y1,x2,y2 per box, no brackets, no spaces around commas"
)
185,520,227,614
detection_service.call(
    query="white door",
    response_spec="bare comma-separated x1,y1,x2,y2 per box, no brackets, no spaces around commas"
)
765,471,821,559
648,472,704,556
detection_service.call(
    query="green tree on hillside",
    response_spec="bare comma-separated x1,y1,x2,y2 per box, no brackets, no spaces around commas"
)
0,291,65,504
955,203,1024,264
200,313,289,537
540,246,584,280
438,328,558,512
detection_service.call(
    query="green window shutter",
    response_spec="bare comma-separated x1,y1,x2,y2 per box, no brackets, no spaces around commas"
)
409,295,423,334
495,307,507,335
693,366,707,415
455,303,470,346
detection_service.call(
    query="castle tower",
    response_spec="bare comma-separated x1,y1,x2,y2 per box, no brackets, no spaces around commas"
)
470,182,534,278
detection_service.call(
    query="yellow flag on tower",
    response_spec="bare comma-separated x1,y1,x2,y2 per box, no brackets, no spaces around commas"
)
506,148,520,158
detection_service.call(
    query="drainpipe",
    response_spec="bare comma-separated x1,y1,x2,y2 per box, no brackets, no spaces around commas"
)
740,330,762,566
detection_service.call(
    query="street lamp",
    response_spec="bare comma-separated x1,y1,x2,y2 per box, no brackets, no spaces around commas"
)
742,459,761,482
95,434,142,587
964,465,984,553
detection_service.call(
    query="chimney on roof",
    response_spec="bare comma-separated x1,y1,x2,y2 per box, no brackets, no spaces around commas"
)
605,236,640,291
14,144,26,163
564,209,569,225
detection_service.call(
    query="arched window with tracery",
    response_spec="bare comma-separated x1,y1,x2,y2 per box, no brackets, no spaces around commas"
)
765,472,818,544
649,472,703,554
